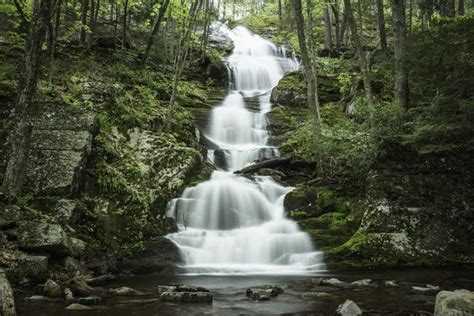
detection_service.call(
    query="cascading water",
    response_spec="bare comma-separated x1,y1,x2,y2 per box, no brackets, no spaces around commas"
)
166,25,325,274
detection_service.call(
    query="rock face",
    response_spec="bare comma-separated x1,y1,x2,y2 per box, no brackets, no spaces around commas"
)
434,290,474,315
17,223,72,257
21,102,99,196
0,269,16,316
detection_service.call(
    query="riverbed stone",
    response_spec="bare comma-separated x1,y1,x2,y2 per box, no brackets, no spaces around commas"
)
434,289,474,315
384,280,399,287
411,284,440,295
351,279,377,288
43,279,61,298
65,303,93,310
110,286,146,296
17,222,72,256
0,269,16,316
336,299,363,316
160,291,213,303
301,292,331,299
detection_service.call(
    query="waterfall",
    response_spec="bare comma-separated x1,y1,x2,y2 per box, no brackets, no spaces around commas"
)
166,25,325,275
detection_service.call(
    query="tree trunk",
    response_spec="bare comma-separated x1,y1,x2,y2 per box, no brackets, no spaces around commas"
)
122,0,128,48
344,0,373,106
142,0,171,64
278,0,283,30
323,0,333,54
88,0,95,47
339,4,349,46
80,0,89,46
376,0,388,51
3,0,52,196
291,0,321,127
332,3,341,50
458,0,465,15
391,0,409,109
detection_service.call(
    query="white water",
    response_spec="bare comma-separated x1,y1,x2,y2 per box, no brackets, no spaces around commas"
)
166,25,325,275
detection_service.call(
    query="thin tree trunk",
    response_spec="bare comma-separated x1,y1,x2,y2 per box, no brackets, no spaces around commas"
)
278,0,283,30
376,0,388,51
80,0,89,46
391,0,409,109
122,0,128,48
345,0,373,118
446,0,455,17
142,0,171,64
13,0,30,31
88,0,95,47
3,0,52,196
458,0,465,15
323,0,333,54
339,4,349,46
332,2,341,50
291,0,321,127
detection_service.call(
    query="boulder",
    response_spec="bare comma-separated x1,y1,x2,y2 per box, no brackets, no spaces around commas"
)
384,280,399,287
64,257,86,275
160,291,213,303
16,254,49,280
0,269,16,316
313,278,352,289
351,279,377,288
246,286,283,301
110,287,146,296
43,279,61,298
21,102,99,197
65,303,93,310
434,290,474,316
336,299,363,316
118,237,180,274
52,199,80,225
0,205,21,229
411,284,440,295
17,222,72,256
68,238,87,257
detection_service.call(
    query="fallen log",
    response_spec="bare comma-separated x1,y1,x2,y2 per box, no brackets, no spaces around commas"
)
234,156,292,175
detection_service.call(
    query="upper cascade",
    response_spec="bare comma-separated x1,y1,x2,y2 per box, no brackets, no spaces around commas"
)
165,24,325,275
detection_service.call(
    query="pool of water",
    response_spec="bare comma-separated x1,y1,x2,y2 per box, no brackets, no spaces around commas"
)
17,267,474,315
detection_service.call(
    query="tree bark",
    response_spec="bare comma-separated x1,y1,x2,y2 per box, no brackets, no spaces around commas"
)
458,0,465,15
292,0,321,127
376,0,388,51
80,0,89,46
3,0,52,196
391,0,409,109
344,0,373,105
445,0,455,17
142,0,171,64
121,0,128,48
278,0,283,30
323,0,333,54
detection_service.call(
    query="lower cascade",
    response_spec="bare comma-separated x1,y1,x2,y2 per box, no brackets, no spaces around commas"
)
166,25,325,274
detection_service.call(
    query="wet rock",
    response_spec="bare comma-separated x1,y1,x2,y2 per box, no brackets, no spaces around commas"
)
43,279,61,298
246,287,283,301
17,254,49,280
434,289,474,316
69,277,107,297
24,295,60,302
336,299,363,316
351,279,377,288
64,288,75,305
311,285,343,293
0,205,22,229
77,296,103,305
0,269,16,316
110,287,146,296
160,291,213,303
157,285,177,293
118,237,180,274
411,284,440,295
175,285,210,293
65,303,93,310
384,280,399,287
17,223,72,257
301,292,331,299
313,278,352,289
85,274,115,286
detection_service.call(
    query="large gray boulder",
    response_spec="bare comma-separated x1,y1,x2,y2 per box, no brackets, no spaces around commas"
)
16,254,49,281
0,269,16,316
336,299,363,316
434,290,474,315
21,102,99,197
17,222,72,256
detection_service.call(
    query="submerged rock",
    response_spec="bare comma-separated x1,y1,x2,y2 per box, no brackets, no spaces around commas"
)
65,303,93,310
336,299,363,316
384,280,399,287
160,291,213,303
411,284,440,295
0,269,16,316
43,279,61,298
434,289,474,316
110,287,146,296
301,292,331,299
246,286,284,301
351,279,377,288
313,278,352,289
